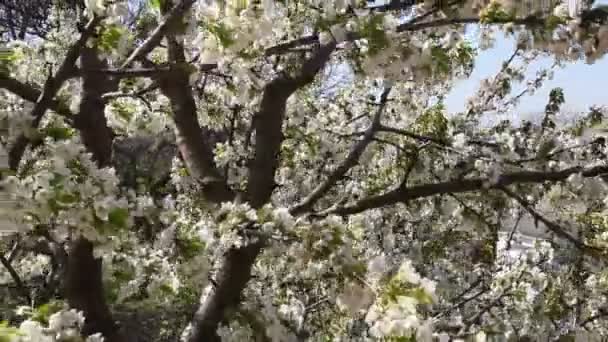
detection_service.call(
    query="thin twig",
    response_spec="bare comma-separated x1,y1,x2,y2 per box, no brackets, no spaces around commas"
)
0,253,31,304
290,87,392,215
500,186,598,254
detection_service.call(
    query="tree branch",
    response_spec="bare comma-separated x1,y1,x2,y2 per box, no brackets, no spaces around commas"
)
0,74,73,118
183,40,337,342
101,83,160,101
157,34,235,203
0,252,31,304
264,34,319,56
65,45,125,341
7,16,100,170
290,87,391,215
73,47,117,167
81,66,171,78
499,186,594,253
378,124,447,146
247,40,337,208
396,15,546,32
331,165,608,216
120,0,197,69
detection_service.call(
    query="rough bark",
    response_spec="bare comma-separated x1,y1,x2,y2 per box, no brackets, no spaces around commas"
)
290,87,391,215
158,37,234,203
332,165,608,216
7,16,99,170
64,46,124,342
183,41,337,342
0,74,73,118
64,238,124,341
72,48,116,166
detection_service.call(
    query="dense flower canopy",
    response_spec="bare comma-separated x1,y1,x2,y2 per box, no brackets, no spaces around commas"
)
2,0,608,341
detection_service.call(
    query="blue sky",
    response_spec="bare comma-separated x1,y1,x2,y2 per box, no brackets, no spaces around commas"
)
444,22,608,121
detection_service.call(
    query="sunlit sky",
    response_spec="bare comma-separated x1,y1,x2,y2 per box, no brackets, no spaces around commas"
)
444,28,608,120
444,0,608,122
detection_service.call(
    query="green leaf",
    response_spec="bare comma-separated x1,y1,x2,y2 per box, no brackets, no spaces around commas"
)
178,236,206,260
47,198,60,214
413,103,448,140
149,0,162,9
0,324,22,342
158,283,175,295
208,22,235,48
45,126,74,141
31,301,64,325
113,268,134,282
431,46,450,75
360,14,390,56
545,15,566,30
0,47,23,74
403,287,433,304
99,25,127,52
479,1,515,23
108,207,129,228
57,192,79,204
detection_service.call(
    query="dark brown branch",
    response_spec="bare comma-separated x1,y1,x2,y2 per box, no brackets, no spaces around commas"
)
7,239,21,262
184,41,337,342
65,45,124,341
247,40,337,208
581,307,608,327
261,0,461,56
74,48,117,167
505,209,524,250
7,16,100,171
120,0,197,68
332,165,608,216
101,83,160,100
0,252,31,304
260,2,540,60
87,64,217,81
396,15,546,32
378,124,447,146
264,34,319,56
82,66,171,78
158,34,234,203
290,87,391,215
65,238,125,342
436,283,490,320
0,74,73,118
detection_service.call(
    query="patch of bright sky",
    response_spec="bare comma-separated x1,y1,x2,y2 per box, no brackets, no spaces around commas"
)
324,1,608,124
445,0,608,124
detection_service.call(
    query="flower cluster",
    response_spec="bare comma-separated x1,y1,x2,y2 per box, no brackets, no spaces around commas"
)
2,306,103,342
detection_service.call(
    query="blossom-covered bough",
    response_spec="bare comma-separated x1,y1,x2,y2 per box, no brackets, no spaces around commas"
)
2,0,608,340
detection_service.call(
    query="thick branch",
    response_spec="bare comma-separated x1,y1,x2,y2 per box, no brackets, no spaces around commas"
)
65,46,124,341
247,40,337,208
290,87,391,215
74,48,117,167
7,16,100,170
0,74,73,118
158,35,234,203
64,238,125,342
332,165,608,215
184,41,337,342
